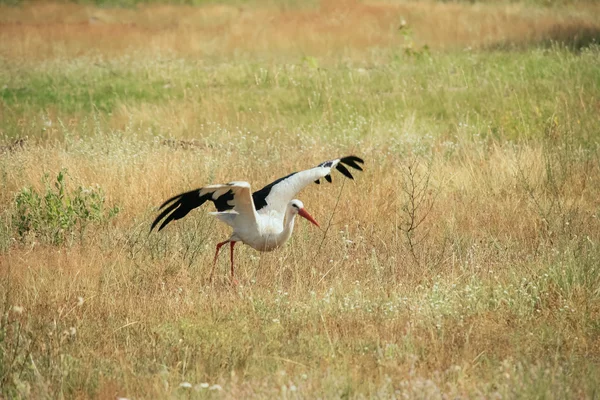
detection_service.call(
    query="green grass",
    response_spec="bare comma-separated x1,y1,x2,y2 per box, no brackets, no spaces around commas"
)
2,46,599,143
1,68,175,114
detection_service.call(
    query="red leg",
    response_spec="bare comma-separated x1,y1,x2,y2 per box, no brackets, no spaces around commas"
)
230,241,238,285
209,240,229,283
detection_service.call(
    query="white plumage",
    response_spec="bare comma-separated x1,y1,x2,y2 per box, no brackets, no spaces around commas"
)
151,156,364,283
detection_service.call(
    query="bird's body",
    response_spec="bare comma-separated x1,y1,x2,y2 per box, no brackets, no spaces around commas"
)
212,204,296,252
151,156,364,282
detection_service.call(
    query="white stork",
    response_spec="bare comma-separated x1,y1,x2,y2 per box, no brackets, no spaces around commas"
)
151,155,364,283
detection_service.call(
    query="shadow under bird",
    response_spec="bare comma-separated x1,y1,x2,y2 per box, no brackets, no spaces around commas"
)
151,155,364,283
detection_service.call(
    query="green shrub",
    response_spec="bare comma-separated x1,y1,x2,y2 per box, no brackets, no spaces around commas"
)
13,170,119,245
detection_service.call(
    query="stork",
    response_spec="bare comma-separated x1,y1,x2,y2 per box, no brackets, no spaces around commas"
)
151,156,364,283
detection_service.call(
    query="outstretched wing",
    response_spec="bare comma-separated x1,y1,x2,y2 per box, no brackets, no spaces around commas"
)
252,155,364,215
151,181,256,231
151,156,364,231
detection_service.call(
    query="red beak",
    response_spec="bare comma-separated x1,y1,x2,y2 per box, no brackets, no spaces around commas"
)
298,208,320,228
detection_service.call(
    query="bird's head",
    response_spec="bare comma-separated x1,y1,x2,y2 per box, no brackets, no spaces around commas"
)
289,199,320,228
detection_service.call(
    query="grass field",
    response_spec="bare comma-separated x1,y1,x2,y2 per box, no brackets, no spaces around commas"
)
1,0,600,398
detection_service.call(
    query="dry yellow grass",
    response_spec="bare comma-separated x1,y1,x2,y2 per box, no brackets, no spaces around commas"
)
1,1,600,398
2,134,599,397
1,0,599,61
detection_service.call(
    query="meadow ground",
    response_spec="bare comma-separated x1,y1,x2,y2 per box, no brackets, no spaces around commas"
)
1,0,600,398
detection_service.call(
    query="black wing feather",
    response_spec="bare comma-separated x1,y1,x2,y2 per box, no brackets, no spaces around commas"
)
151,191,205,231
158,191,188,210
340,156,364,171
252,172,297,211
341,155,364,165
213,191,235,212
150,188,234,231
335,163,354,179
152,198,187,231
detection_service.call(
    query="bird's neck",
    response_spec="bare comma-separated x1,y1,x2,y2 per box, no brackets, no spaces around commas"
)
281,209,297,240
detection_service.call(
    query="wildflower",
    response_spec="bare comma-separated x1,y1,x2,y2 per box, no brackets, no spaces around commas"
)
199,383,210,389
179,382,192,389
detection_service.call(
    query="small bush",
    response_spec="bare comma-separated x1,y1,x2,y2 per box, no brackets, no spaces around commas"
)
13,170,119,245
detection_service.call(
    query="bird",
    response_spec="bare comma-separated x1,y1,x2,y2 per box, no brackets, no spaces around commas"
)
151,155,364,283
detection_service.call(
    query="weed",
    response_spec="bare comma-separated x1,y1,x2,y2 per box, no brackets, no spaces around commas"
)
398,156,445,271
0,303,33,399
13,169,119,246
